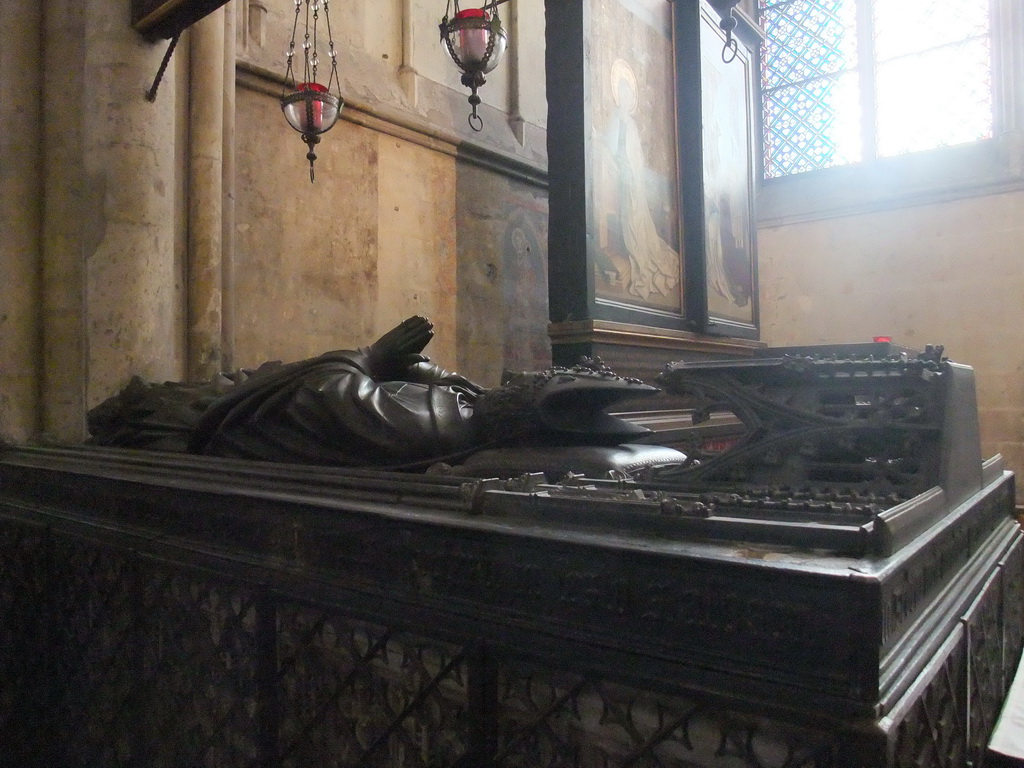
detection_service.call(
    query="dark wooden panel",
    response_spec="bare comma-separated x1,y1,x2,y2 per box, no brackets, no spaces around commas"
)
132,0,231,40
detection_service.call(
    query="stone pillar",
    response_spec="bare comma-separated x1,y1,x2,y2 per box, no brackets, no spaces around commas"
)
42,0,185,441
222,3,237,372
41,0,88,441
0,0,44,443
506,0,525,144
188,9,226,380
399,0,418,101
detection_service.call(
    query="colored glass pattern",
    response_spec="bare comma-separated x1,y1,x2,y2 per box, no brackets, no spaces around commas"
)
759,0,992,178
762,71,862,178
759,0,859,177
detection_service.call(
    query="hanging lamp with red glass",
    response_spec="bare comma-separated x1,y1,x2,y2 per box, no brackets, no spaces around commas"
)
281,0,344,181
439,0,508,131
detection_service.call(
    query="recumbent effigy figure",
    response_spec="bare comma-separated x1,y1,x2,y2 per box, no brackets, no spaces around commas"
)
88,316,683,475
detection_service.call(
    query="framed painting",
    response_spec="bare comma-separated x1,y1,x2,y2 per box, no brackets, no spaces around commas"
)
589,0,685,324
547,0,689,334
677,0,761,338
547,0,760,357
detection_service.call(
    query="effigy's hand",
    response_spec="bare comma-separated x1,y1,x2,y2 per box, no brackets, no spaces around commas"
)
403,358,486,395
443,374,487,396
373,316,434,356
366,316,434,379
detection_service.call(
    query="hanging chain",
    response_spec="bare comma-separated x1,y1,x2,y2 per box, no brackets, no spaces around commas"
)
440,0,455,51
324,0,339,92
285,0,340,92
310,0,320,84
302,0,312,83
284,0,302,90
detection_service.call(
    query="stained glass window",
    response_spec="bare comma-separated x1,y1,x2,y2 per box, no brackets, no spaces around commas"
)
758,0,992,178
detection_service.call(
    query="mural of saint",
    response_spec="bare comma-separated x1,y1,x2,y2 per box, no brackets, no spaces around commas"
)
501,216,549,372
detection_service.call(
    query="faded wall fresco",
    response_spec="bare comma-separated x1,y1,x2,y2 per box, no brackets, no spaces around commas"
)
456,162,550,386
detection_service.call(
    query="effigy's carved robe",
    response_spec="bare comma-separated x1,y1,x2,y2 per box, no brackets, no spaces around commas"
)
88,317,658,470
187,349,478,467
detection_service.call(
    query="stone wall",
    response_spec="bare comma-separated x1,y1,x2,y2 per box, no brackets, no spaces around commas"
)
227,0,550,381
0,0,549,444
0,0,43,444
455,157,550,385
230,87,461,368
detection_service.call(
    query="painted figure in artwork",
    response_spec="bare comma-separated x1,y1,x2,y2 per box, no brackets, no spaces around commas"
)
602,58,680,302
700,31,755,322
705,192,751,309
